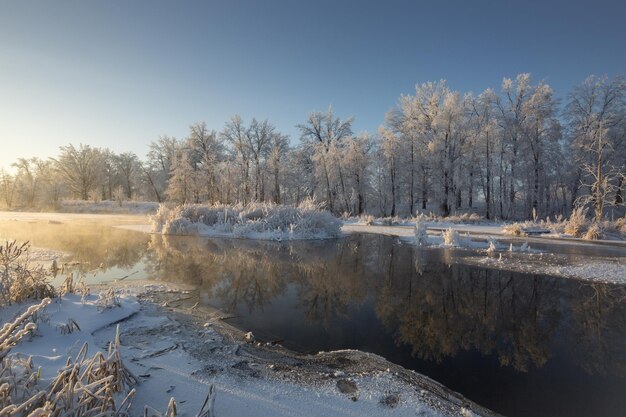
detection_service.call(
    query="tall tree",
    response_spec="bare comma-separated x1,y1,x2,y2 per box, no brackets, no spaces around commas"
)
53,144,103,200
566,75,626,220
297,107,353,212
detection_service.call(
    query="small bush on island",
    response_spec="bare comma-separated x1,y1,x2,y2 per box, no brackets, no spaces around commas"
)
151,200,342,240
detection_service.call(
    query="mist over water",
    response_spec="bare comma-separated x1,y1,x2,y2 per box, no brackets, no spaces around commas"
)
1,218,625,417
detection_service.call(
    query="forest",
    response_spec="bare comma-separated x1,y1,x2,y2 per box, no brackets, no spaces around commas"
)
1,73,624,221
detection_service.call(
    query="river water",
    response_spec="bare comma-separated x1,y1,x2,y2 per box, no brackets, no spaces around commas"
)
1,218,625,417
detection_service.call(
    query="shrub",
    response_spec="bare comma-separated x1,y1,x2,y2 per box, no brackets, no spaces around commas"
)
584,223,604,240
0,241,55,306
486,238,498,254
502,223,524,236
151,202,342,240
564,207,589,237
442,228,460,246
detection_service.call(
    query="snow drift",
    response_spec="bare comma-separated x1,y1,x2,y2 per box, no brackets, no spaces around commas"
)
151,202,342,240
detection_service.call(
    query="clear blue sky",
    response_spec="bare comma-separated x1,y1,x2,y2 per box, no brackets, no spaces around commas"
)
1,0,624,170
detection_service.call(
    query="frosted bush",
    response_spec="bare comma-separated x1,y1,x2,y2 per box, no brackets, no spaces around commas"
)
502,223,524,236
584,223,604,240
564,207,589,237
442,228,460,246
97,288,121,310
151,202,341,240
0,241,55,306
486,238,498,254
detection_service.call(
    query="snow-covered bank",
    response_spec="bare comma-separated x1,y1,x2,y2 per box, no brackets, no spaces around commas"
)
343,222,626,248
3,285,497,417
151,202,342,240
344,223,626,284
465,255,626,284
0,293,140,380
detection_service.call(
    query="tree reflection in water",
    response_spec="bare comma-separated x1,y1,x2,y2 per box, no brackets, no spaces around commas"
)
2,220,624,417
146,233,626,377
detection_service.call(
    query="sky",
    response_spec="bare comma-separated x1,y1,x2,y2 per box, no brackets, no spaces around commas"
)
1,0,625,170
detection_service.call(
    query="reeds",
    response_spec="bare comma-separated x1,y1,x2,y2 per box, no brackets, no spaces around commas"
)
0,242,55,306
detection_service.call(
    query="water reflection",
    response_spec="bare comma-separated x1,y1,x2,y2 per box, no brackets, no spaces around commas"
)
147,233,626,379
1,219,625,417
0,219,149,271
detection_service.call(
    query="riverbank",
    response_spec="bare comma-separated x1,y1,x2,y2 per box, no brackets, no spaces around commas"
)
4,281,499,417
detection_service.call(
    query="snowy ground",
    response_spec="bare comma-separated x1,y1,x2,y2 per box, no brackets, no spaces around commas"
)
0,210,149,223
4,285,496,417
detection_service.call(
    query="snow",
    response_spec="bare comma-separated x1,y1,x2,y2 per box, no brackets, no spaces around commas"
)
344,222,626,284
57,200,160,214
151,203,342,240
550,262,626,283
0,210,149,223
0,293,140,379
2,286,495,417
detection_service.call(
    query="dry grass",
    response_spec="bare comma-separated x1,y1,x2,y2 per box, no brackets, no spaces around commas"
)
1,300,134,416
583,223,604,240
616,216,626,235
502,223,524,236
0,241,55,306
564,207,589,237
442,228,460,246
0,301,201,417
0,242,216,417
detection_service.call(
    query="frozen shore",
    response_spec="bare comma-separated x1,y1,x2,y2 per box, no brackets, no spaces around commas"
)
4,283,498,417
343,223,626,284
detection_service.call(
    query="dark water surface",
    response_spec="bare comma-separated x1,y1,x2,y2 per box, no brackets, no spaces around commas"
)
1,219,625,417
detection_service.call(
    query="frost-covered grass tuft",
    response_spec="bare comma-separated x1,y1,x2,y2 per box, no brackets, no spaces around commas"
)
0,241,55,306
615,216,626,235
486,238,498,254
97,288,121,310
502,223,524,236
564,207,589,237
151,201,342,240
584,223,604,240
441,228,460,247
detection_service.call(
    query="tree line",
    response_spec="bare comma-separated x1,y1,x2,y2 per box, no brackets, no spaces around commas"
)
1,74,624,220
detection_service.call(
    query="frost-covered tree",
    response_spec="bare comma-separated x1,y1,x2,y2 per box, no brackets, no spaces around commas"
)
566,75,626,220
166,149,198,204
0,170,17,209
53,144,103,200
142,135,180,202
188,122,223,203
343,134,373,214
267,131,290,204
221,115,252,203
114,152,140,200
468,90,500,219
297,107,353,212
12,158,40,207
520,82,561,218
